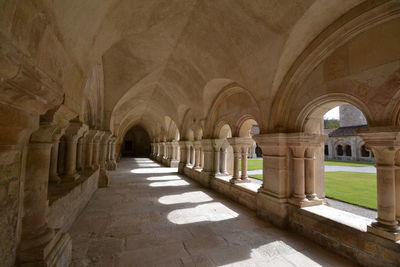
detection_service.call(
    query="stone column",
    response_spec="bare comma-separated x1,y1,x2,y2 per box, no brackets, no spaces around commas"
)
191,144,195,166
76,134,86,172
241,146,250,180
99,132,112,187
178,141,188,173
109,137,117,170
63,122,87,181
17,123,73,266
49,131,63,183
290,146,307,204
213,140,224,176
288,133,325,207
193,141,202,170
185,142,192,166
201,139,214,173
305,147,318,201
84,130,99,170
358,127,400,241
106,139,112,170
221,146,229,175
228,137,253,184
92,131,105,170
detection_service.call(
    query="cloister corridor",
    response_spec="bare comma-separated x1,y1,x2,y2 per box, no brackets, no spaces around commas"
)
69,158,354,267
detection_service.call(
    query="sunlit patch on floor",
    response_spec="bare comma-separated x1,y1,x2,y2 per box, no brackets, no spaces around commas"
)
146,175,182,181
149,180,190,187
130,167,178,174
167,202,239,224
158,191,213,205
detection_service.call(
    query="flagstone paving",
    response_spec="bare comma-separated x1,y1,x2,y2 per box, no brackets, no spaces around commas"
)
70,158,355,267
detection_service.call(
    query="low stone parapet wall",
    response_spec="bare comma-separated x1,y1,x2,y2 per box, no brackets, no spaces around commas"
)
47,169,99,232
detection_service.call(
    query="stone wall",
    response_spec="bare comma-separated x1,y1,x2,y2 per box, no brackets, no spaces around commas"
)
47,170,99,232
339,105,367,127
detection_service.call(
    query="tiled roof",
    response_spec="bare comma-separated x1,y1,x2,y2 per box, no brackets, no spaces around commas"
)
328,125,368,137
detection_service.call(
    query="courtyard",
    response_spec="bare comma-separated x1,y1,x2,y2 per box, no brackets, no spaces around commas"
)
246,159,377,210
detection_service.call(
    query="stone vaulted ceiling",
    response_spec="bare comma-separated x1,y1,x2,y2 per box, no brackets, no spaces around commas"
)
50,0,364,135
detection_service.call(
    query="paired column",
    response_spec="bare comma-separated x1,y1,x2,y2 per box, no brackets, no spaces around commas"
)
49,131,64,183
109,137,117,170
63,122,87,181
92,131,105,169
17,122,73,265
84,130,99,170
288,134,325,207
193,141,202,170
228,137,253,184
358,128,400,241
99,132,112,187
178,141,188,173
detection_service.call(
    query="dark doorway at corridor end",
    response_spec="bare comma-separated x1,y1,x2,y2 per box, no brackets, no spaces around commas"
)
121,125,151,157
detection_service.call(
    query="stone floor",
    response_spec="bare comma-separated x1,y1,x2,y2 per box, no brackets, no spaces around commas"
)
69,158,356,267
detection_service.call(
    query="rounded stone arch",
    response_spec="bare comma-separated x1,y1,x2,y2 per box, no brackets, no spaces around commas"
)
82,99,95,128
185,129,195,141
213,120,234,139
295,93,372,134
235,115,259,138
194,127,203,141
165,116,180,141
204,82,263,138
269,4,400,132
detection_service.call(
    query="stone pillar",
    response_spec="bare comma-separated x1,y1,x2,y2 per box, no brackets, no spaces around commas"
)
63,122,87,181
106,139,112,170
358,127,400,241
17,123,72,266
241,146,249,180
99,132,112,187
49,131,64,183
253,133,325,228
109,137,117,170
221,146,229,175
178,141,188,173
193,141,202,170
305,147,318,200
228,137,253,184
84,130,99,170
76,135,86,172
92,131,105,170
288,134,325,207
290,146,307,204
191,144,195,166
169,141,180,167
201,139,214,173
213,139,225,176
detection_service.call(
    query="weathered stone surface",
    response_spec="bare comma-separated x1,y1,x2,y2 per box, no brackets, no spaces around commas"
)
69,158,353,266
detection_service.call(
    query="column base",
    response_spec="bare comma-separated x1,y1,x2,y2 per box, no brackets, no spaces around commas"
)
178,162,186,174
49,175,61,184
288,197,323,207
62,172,80,182
18,230,72,267
98,169,109,188
367,222,400,241
230,177,250,184
169,160,179,168
256,189,289,228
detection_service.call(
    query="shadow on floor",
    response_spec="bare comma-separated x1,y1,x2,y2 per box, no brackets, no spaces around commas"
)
69,158,356,267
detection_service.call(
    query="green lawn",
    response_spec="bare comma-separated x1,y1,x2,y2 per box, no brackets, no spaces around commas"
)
324,160,374,167
249,174,263,180
249,171,377,210
244,159,374,170
325,172,376,209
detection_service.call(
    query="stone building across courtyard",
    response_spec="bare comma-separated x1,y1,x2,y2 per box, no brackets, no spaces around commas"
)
324,105,374,162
